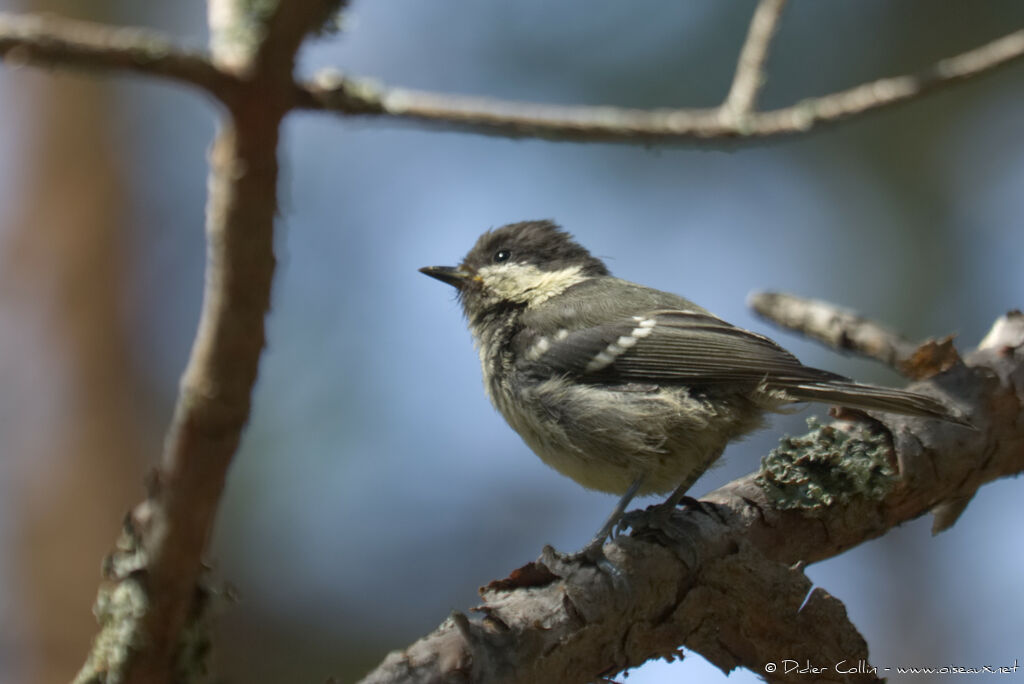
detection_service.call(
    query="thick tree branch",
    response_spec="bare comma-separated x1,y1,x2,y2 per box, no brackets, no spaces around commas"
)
69,1,341,682
358,311,1024,683
0,12,232,97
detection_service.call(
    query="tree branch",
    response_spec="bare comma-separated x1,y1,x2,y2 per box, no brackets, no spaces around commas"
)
749,291,966,382
301,27,1024,141
357,311,1024,683
723,0,788,118
749,291,919,368
4,10,1022,143
208,0,344,73
0,11,232,97
69,2,343,682
255,0,346,73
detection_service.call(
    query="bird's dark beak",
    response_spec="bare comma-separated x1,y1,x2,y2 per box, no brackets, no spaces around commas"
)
419,265,476,289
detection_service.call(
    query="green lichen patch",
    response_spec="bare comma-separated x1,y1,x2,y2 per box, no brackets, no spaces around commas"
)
756,418,897,512
74,518,151,684
73,516,229,684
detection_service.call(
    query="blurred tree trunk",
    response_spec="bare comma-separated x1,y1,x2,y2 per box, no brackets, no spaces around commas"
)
1,4,144,679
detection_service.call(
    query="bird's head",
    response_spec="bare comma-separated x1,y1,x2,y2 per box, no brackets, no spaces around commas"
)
419,220,609,317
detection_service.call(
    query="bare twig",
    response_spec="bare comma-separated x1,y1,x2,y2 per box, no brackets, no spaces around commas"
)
723,0,788,118
4,10,1022,143
358,313,1024,683
748,291,919,368
301,27,1024,141
749,291,968,381
0,12,232,96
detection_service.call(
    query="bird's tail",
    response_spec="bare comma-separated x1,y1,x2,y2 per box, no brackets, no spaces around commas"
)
784,381,972,428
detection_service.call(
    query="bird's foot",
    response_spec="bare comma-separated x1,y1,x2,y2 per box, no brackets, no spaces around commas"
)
538,478,644,587
616,495,708,571
539,536,628,589
651,494,705,526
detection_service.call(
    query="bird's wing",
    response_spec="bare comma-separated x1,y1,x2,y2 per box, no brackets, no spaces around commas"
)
516,309,847,388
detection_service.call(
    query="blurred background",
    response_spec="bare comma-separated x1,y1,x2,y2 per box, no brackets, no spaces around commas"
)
1,0,1022,682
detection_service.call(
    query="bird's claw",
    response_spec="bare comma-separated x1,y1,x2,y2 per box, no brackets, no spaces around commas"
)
538,540,629,590
648,494,707,528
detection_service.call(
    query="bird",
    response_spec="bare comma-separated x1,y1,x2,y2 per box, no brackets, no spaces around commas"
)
420,219,967,562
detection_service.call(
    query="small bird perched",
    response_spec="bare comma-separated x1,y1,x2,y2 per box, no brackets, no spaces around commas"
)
420,220,966,561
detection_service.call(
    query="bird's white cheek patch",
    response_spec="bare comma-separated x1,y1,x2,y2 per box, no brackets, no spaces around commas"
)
476,263,587,306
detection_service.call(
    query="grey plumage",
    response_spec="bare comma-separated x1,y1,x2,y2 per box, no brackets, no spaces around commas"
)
421,220,967,558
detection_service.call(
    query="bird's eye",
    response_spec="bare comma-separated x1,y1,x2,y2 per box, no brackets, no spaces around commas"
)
493,249,512,263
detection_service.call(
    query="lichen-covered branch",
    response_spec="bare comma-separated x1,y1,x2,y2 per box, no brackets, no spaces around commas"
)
358,311,1024,684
